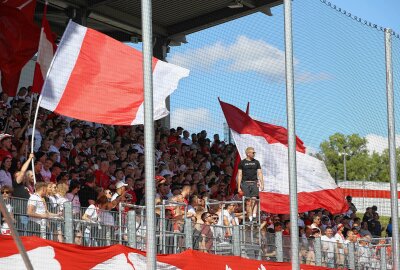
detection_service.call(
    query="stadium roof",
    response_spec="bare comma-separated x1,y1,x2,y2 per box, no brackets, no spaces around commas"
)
36,0,281,46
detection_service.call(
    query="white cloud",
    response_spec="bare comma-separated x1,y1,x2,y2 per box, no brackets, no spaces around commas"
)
170,108,213,133
365,134,400,154
168,36,330,83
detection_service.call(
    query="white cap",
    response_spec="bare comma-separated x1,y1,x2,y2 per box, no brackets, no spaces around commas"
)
116,181,128,189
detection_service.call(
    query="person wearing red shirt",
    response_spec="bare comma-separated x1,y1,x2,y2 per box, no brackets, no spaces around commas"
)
283,220,290,236
0,134,13,162
95,159,111,190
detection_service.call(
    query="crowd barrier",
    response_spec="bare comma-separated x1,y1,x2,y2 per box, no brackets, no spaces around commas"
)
0,197,393,269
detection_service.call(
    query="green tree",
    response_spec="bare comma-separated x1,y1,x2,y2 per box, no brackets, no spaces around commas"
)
317,133,370,181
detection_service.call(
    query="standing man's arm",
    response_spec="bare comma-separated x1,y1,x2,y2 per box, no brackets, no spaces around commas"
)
257,166,264,191
237,169,243,193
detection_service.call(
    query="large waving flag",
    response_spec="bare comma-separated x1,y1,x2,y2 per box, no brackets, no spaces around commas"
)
40,21,189,125
219,99,348,214
0,0,39,96
0,235,329,270
32,3,57,94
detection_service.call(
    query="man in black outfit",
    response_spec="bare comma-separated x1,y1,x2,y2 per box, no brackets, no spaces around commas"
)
78,175,98,207
237,147,264,222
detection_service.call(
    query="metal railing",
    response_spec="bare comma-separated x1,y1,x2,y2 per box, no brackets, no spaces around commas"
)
0,196,394,269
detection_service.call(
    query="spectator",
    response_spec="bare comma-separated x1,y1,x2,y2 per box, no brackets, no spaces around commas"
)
0,133,12,162
334,224,345,268
41,158,53,183
311,215,321,232
346,195,357,214
369,213,382,237
0,156,12,188
223,202,237,237
82,195,108,246
200,212,214,253
386,218,392,237
321,227,336,268
360,221,372,238
66,180,81,216
0,185,14,235
78,175,98,207
27,182,59,235
111,181,127,202
95,159,110,190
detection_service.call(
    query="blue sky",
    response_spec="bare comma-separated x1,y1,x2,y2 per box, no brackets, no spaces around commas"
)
163,0,400,154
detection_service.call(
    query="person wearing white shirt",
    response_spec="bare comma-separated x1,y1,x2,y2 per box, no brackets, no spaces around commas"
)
48,136,64,163
334,224,346,267
27,182,59,236
321,227,336,268
180,130,192,146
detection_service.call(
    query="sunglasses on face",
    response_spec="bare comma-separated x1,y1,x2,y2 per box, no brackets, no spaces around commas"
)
1,191,10,194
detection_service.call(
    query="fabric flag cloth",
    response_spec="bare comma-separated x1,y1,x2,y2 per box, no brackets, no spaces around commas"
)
0,235,330,270
229,102,250,195
0,0,39,96
40,21,189,125
32,3,57,94
219,99,348,214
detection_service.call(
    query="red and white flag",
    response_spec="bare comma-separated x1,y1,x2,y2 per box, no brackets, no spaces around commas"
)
32,3,57,94
0,235,330,270
40,21,189,125
220,99,348,214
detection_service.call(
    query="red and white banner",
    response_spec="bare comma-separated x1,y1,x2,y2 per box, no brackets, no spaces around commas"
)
0,235,329,270
219,100,348,214
32,3,57,94
40,21,189,125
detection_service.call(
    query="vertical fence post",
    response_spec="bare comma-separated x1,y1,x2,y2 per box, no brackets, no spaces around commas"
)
314,237,322,266
232,225,241,256
380,246,387,270
275,231,283,262
118,203,122,244
385,28,400,270
184,218,193,250
348,242,356,270
63,201,73,244
127,210,137,248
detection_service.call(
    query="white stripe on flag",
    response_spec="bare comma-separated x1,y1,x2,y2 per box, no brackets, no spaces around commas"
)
41,21,87,111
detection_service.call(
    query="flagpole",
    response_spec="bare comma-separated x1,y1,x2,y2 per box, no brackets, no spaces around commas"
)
30,94,43,186
385,28,399,270
283,0,300,269
141,0,156,269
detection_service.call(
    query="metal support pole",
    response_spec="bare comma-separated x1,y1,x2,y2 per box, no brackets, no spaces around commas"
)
275,231,283,262
63,201,73,244
141,0,156,268
127,210,137,248
184,218,193,250
232,225,241,256
385,28,399,270
283,0,299,269
348,242,356,270
314,237,322,266
0,195,33,270
380,246,387,270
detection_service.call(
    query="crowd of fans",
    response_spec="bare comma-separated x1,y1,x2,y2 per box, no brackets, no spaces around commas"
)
0,88,393,266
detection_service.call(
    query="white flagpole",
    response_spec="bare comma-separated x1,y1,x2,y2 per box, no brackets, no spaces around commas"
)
30,94,43,185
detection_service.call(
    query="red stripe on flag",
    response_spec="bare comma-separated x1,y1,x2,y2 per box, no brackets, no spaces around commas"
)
54,28,158,125
260,188,348,214
341,188,397,199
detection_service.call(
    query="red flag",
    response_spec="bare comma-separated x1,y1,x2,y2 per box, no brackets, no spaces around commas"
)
32,3,57,94
40,21,189,125
220,99,348,214
0,0,39,96
229,102,250,195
